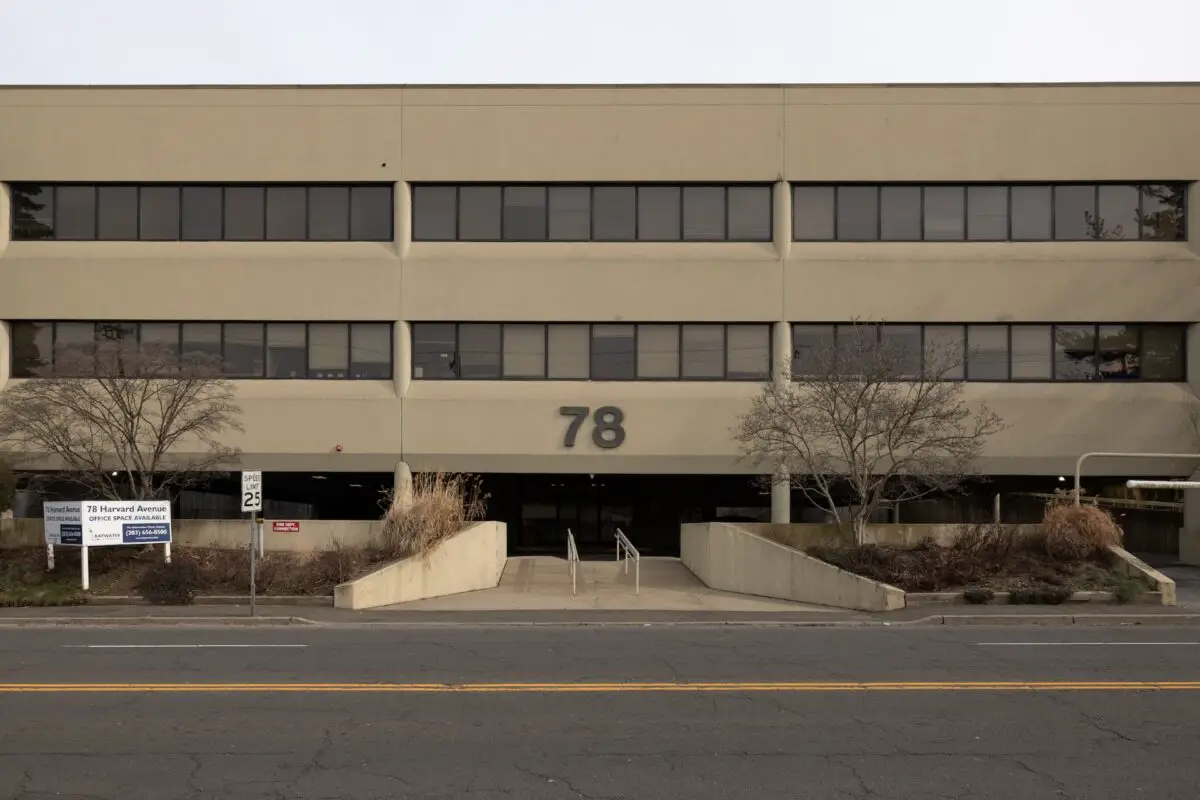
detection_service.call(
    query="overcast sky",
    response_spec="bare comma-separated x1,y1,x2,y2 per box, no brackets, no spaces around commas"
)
1,0,1196,85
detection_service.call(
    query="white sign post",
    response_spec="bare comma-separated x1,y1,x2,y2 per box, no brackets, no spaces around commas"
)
43,501,173,591
241,471,263,616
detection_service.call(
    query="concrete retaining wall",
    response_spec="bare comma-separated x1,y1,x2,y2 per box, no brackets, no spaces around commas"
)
1,517,378,551
741,522,1042,550
681,522,905,612
333,521,507,610
1109,545,1177,606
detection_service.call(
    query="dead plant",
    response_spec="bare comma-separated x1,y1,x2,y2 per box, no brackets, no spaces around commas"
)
377,472,488,559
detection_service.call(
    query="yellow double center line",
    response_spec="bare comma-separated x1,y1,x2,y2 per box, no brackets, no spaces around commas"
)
2,681,1199,694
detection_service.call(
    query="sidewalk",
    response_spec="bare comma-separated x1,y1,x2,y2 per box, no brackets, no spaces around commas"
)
2,602,1199,627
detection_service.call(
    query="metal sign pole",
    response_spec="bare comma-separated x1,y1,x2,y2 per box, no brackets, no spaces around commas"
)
249,513,257,618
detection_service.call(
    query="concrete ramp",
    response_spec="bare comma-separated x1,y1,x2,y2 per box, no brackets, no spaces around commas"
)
387,556,841,612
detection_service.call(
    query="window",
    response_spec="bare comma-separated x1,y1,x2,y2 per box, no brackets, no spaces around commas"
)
140,323,180,365
410,323,771,381
548,187,590,240
224,323,264,377
458,323,501,379
11,184,394,241
502,186,547,241
787,323,1184,382
97,186,138,240
224,187,265,241
56,186,96,240
792,186,835,241
923,186,964,241
266,324,307,378
637,325,679,378
880,186,921,241
308,187,350,241
182,323,222,363
53,322,95,376
880,325,922,377
410,184,772,242
791,183,1186,242
307,324,349,379
967,186,1007,241
503,324,546,378
139,186,181,241
681,325,724,378
350,323,392,379
1010,326,1052,380
592,324,636,380
836,186,879,241
10,321,53,377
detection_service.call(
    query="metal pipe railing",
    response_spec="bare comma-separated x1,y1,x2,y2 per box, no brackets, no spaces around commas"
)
615,528,640,595
566,529,579,597
1074,452,1200,506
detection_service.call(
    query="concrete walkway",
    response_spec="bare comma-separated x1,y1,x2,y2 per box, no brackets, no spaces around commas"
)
381,556,842,612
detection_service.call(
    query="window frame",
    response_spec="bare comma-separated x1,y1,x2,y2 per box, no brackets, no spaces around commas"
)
408,322,774,381
8,182,395,242
408,183,775,243
789,182,1188,242
9,320,394,380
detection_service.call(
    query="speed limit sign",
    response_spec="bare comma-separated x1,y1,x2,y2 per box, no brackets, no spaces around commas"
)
241,471,262,513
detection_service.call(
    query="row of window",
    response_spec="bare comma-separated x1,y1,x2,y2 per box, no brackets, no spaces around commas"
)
11,321,394,379
11,182,1190,243
8,321,1189,383
792,184,1186,242
411,184,774,242
794,323,1187,382
412,322,773,381
10,184,394,241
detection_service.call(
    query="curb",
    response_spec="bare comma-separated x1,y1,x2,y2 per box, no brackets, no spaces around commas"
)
915,614,1200,627
0,616,315,628
86,596,334,607
905,591,1167,607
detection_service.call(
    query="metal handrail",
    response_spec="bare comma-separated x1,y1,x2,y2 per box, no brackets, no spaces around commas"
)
615,528,640,595
566,529,579,597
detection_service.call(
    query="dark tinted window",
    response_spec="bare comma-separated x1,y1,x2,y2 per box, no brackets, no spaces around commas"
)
97,186,138,240
1011,186,1052,240
728,186,771,241
458,324,502,378
967,186,1007,240
1140,184,1186,241
637,186,681,241
349,186,393,241
10,184,54,240
350,323,393,379
56,185,96,240
1054,185,1096,240
1097,185,1139,240
880,186,920,241
966,325,1008,380
726,325,770,380
592,186,636,240
308,324,349,378
10,321,53,377
308,186,350,241
923,186,964,240
1141,325,1186,380
182,323,222,362
266,323,307,378
139,186,180,240
792,186,835,241
412,324,457,379
683,186,725,241
224,323,265,377
836,186,878,241
223,186,265,241
792,325,835,376
681,325,724,378
181,186,223,240
140,323,180,364
265,187,307,240
502,186,547,241
591,324,636,380
458,186,502,240
1054,325,1097,379
412,186,457,241
548,187,590,240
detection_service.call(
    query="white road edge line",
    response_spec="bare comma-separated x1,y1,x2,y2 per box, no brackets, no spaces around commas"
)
976,642,1200,647
61,644,309,649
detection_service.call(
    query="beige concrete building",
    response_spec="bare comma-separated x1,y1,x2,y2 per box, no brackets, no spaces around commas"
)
1,83,1198,556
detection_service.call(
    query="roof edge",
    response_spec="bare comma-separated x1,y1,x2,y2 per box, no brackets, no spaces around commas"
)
1,81,1199,90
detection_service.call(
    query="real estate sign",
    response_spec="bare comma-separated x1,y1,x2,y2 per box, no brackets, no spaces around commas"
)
43,500,173,546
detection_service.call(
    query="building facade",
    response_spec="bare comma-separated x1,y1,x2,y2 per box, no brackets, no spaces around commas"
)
1,83,1199,555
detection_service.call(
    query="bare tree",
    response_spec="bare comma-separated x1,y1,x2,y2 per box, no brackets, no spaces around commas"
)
0,333,243,501
734,320,1006,544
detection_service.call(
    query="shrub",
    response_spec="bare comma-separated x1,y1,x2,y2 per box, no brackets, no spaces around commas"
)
963,586,995,604
1114,579,1146,605
135,558,202,605
377,472,488,559
1040,492,1123,561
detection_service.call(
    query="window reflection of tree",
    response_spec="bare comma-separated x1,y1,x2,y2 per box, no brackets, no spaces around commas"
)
1053,325,1099,380
11,184,53,240
1136,184,1186,241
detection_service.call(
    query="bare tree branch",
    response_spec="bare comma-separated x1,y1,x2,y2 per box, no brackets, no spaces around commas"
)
733,319,1006,544
0,337,243,501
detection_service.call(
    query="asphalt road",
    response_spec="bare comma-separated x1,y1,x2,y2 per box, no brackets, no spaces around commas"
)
2,625,1199,799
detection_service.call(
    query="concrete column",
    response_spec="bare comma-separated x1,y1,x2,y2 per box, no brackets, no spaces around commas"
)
394,321,411,397
396,180,411,258
772,179,791,260
0,321,10,390
1181,321,1200,563
772,321,791,385
771,468,791,524
394,461,414,511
